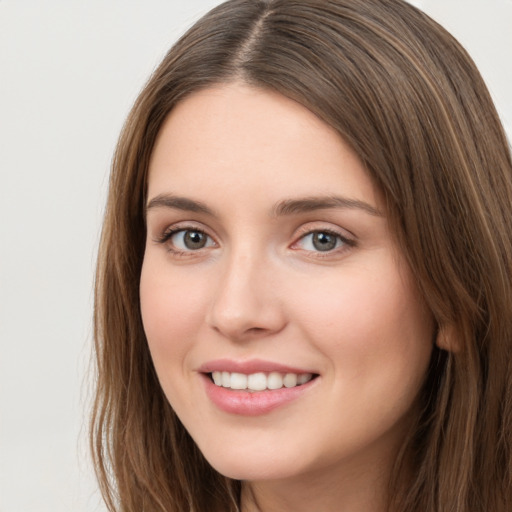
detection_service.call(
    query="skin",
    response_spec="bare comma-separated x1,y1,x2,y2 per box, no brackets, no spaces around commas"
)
140,82,434,511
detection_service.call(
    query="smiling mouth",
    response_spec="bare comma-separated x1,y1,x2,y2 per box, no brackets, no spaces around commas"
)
208,371,317,391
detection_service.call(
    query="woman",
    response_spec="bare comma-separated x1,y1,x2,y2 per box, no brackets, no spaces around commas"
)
90,0,512,510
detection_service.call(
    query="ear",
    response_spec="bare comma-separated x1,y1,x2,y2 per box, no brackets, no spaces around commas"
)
435,323,459,352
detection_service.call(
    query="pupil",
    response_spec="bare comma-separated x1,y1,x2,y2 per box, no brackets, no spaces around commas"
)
313,232,336,251
184,231,206,249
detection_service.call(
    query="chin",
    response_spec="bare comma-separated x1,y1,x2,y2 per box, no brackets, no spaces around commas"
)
199,443,304,482
209,460,293,482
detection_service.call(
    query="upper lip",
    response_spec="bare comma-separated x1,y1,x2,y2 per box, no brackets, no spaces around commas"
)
197,358,317,375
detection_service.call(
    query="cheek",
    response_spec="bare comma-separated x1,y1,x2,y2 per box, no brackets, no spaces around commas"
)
139,256,208,366
290,262,433,391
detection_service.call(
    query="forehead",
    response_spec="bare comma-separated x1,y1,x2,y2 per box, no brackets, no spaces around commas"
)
147,82,380,210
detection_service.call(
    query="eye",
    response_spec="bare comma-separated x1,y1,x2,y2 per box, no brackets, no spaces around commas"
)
161,228,216,252
295,230,351,253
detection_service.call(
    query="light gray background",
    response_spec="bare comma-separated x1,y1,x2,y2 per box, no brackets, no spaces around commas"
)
0,1,510,511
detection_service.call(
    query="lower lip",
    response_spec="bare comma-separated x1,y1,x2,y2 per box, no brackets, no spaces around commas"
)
202,374,317,416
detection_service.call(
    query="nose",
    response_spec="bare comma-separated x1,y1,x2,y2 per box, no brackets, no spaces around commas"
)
205,250,287,341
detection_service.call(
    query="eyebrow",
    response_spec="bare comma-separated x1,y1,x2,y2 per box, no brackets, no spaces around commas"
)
146,194,214,215
145,193,382,217
272,196,383,217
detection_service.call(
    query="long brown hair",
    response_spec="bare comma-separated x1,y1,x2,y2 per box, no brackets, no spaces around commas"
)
91,1,512,510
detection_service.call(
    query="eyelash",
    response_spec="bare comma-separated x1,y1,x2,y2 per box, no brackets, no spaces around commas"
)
154,225,356,258
292,228,356,257
154,226,214,257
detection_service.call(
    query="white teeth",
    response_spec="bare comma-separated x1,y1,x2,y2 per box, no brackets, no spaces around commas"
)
230,372,248,390
210,371,314,391
267,372,283,390
212,371,222,386
283,373,297,388
248,372,267,391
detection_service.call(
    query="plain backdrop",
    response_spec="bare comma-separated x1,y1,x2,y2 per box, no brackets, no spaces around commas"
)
0,1,510,511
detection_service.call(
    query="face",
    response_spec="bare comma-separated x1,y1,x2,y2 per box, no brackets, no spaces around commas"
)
140,83,434,485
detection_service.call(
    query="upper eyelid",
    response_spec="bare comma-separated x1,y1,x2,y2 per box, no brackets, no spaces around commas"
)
292,222,355,240
152,220,356,246
153,223,215,244
156,220,212,235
